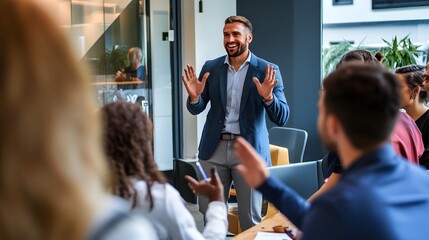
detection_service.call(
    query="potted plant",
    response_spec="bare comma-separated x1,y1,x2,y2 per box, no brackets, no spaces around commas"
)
97,44,129,75
322,41,364,78
380,35,420,68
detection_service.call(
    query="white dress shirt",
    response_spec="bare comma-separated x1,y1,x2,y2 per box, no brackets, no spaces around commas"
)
130,179,228,240
223,52,252,135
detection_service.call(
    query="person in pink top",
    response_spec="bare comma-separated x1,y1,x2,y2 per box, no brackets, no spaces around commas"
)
391,111,424,165
308,50,425,202
334,50,424,165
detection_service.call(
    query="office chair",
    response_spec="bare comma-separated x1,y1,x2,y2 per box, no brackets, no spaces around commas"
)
269,127,308,163
228,144,290,234
263,161,321,220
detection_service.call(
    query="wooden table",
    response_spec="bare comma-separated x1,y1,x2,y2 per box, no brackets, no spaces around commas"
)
232,213,295,240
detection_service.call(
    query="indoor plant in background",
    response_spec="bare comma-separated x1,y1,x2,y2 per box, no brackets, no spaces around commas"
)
97,44,129,75
322,41,364,78
380,35,420,69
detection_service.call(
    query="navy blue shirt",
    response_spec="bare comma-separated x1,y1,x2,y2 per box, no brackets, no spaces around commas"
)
258,145,429,240
124,65,145,81
120,65,145,90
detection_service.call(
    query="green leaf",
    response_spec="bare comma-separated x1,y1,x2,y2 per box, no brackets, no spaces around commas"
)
378,35,421,68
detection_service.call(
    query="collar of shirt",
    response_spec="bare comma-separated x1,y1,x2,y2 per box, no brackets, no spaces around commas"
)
224,51,252,70
342,144,397,177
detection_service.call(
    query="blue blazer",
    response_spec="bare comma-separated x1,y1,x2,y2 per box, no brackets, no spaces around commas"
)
187,53,290,163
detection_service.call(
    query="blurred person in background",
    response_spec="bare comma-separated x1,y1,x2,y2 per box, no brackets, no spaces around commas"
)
235,64,429,239
116,47,145,81
422,60,429,90
101,101,228,240
395,65,429,169
309,50,424,201
0,1,157,239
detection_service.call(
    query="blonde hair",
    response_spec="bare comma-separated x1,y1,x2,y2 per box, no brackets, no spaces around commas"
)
0,1,109,239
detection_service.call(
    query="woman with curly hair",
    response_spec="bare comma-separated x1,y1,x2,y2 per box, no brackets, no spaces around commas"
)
0,1,156,239
101,101,228,240
396,65,429,169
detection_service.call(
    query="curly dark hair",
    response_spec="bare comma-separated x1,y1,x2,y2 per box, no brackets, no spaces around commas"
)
101,101,166,209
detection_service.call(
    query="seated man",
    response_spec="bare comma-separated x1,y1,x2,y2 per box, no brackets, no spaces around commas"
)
234,64,429,239
116,47,145,81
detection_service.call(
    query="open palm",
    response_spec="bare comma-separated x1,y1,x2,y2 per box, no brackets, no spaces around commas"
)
182,64,209,101
253,65,279,101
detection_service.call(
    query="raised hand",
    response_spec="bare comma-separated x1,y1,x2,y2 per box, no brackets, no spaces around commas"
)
115,69,127,81
252,65,279,102
185,167,224,202
182,64,210,102
234,137,269,188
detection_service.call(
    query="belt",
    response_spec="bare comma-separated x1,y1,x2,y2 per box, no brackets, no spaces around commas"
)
220,132,240,140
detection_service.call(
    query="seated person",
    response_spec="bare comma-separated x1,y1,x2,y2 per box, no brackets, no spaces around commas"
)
0,1,157,239
337,51,423,164
234,64,429,239
101,101,228,240
396,65,429,169
116,47,145,81
422,60,429,90
308,51,425,201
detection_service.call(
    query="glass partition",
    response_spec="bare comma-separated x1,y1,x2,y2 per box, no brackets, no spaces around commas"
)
37,0,177,170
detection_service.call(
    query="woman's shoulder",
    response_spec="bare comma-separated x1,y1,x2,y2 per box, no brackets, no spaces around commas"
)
88,196,158,240
132,179,180,199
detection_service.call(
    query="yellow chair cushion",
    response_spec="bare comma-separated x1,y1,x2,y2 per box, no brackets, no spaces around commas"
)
262,145,289,221
227,207,242,234
270,144,289,166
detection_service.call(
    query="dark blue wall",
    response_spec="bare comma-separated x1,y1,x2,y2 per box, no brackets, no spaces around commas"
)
237,0,326,160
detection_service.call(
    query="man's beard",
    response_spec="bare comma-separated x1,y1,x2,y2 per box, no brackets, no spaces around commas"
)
323,139,337,152
225,42,247,57
319,126,337,152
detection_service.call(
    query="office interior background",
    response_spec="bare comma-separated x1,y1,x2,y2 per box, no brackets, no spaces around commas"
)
37,0,429,174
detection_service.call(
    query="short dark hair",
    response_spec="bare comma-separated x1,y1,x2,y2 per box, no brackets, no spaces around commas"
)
395,65,427,103
336,50,382,69
323,64,400,149
225,16,253,33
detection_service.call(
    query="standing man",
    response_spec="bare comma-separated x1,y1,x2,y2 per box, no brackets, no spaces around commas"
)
235,64,429,239
182,16,289,230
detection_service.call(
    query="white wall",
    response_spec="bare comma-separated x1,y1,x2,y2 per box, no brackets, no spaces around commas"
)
181,0,236,158
151,0,173,170
322,0,429,55
323,22,429,49
323,0,429,24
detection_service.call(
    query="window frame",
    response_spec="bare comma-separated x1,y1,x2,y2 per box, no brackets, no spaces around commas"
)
372,0,429,9
333,0,353,6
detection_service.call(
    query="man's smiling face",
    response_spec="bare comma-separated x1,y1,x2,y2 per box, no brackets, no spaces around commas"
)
223,22,252,58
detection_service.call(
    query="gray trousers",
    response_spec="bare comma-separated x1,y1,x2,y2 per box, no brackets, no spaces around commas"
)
198,139,262,231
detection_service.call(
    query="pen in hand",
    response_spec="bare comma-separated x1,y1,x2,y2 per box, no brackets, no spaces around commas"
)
196,162,208,183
